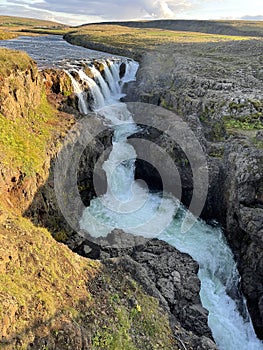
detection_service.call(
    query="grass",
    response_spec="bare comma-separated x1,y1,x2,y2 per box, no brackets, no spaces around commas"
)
98,19,263,37
0,48,33,75
0,210,99,345
0,89,57,176
0,30,17,40
0,16,65,28
0,15,70,38
87,266,179,350
223,114,263,131
65,24,260,55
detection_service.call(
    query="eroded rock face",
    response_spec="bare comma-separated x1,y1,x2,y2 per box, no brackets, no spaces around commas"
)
25,114,112,238
68,229,217,349
224,137,263,338
0,65,40,120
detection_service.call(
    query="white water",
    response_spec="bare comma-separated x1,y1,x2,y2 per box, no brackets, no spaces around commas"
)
103,61,122,96
89,65,113,103
69,58,263,350
65,70,89,114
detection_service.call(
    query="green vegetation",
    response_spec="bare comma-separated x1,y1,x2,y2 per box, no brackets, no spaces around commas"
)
223,114,263,130
99,19,263,37
65,24,259,55
0,48,33,75
0,211,99,347
0,89,56,176
0,15,70,38
20,28,71,36
88,267,178,350
0,15,66,28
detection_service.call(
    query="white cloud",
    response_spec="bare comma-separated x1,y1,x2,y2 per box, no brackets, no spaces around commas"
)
2,0,199,24
1,0,263,25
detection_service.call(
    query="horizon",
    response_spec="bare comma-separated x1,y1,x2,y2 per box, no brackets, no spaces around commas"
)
0,0,262,26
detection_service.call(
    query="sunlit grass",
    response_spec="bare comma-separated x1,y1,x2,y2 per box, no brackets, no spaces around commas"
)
0,15,70,38
0,48,33,74
65,24,260,54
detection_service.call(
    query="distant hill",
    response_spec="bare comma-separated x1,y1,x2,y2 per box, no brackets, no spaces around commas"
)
79,19,263,37
0,15,70,36
0,15,66,29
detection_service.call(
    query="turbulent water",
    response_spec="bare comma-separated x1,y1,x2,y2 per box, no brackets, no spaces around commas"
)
2,35,262,350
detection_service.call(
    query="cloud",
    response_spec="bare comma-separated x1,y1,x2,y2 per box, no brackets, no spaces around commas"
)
29,0,191,18
4,0,198,24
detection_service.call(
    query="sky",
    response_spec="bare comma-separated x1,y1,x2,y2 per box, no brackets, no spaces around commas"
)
0,0,262,26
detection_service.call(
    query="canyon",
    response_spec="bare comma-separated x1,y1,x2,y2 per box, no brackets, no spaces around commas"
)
0,28,262,350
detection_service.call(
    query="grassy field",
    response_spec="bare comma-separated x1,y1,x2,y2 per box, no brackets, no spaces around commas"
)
0,15,70,38
64,23,261,56
90,19,263,37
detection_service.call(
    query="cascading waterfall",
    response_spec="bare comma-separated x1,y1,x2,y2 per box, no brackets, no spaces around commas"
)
102,61,121,96
69,57,263,350
89,65,113,102
65,70,89,114
65,59,132,110
78,70,105,110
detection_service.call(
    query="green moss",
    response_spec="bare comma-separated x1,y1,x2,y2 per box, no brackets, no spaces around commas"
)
0,89,57,176
223,114,263,130
252,137,263,149
0,212,99,343
87,268,178,350
160,97,173,111
53,230,70,242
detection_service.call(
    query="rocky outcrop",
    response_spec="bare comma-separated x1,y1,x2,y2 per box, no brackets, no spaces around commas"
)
68,229,217,349
223,136,263,338
0,59,40,120
25,114,112,239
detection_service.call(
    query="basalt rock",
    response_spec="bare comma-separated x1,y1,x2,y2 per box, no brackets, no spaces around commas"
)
68,229,217,349
25,114,113,239
223,137,263,338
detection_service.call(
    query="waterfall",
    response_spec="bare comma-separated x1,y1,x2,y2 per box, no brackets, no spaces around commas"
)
121,59,140,83
102,61,121,96
77,70,105,110
68,57,263,350
64,58,137,112
65,70,89,114
89,65,113,103
108,60,122,86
